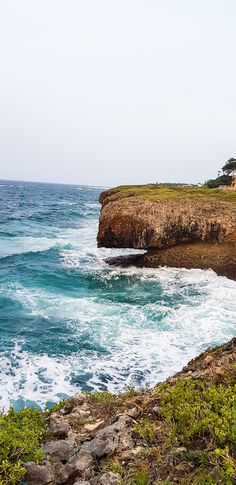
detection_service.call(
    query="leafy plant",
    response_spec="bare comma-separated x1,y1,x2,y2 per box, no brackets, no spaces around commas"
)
133,419,156,444
0,407,46,485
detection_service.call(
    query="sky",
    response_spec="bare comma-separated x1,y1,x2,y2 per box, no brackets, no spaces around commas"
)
0,1,236,187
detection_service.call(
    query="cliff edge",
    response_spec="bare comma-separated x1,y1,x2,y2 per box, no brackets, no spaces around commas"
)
98,185,236,278
22,337,236,485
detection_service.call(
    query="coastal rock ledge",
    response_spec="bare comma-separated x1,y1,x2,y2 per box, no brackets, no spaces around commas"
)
97,186,236,279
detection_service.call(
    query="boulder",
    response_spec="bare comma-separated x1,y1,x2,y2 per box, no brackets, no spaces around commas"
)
53,463,76,484
43,439,76,462
71,450,94,479
48,415,70,438
25,462,53,485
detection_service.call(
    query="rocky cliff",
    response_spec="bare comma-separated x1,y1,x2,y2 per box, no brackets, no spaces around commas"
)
98,185,236,278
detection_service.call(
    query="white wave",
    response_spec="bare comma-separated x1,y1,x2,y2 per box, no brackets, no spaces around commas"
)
1,207,236,410
1,266,235,410
0,236,66,258
0,343,75,411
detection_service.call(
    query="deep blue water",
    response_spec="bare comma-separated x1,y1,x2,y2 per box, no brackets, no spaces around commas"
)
0,180,236,410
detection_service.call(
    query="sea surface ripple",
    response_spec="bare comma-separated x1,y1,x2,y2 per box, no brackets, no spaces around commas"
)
0,181,235,410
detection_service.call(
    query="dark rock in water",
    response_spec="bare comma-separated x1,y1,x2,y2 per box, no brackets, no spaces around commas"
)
105,254,144,267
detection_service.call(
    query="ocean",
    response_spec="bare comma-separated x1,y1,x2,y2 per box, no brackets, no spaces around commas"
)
0,180,235,411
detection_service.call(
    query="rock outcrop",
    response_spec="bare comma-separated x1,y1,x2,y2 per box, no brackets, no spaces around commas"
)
97,186,236,278
25,338,236,485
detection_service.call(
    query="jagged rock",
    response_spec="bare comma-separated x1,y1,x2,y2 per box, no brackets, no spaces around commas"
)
63,395,89,416
126,406,140,418
71,450,94,479
25,462,53,485
24,338,236,485
99,472,121,484
81,435,116,458
49,414,70,438
209,465,220,482
84,419,104,432
68,429,81,442
43,439,76,462
118,431,133,450
152,405,162,415
81,415,129,458
73,481,90,485
53,462,76,484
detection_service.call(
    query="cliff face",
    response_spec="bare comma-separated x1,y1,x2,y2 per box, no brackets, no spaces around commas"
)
98,186,236,278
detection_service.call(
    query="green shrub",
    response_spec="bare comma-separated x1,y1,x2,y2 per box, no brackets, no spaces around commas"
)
157,378,236,450
88,391,118,415
0,407,46,485
133,468,150,485
133,419,156,444
155,377,236,484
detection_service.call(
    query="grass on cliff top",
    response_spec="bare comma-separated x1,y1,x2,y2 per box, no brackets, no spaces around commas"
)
106,184,236,203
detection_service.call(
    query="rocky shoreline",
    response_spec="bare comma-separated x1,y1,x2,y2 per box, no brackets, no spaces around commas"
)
24,338,236,485
3,184,236,485
98,185,236,279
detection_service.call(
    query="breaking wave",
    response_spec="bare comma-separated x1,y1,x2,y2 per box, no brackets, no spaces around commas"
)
0,181,235,410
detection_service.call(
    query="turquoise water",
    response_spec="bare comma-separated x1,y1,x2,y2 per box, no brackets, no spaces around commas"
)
0,180,236,410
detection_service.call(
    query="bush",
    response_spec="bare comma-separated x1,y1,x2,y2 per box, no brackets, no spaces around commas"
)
157,378,236,450
0,407,46,485
206,175,232,188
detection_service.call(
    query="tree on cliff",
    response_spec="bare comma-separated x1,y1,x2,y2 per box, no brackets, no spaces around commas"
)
222,157,236,176
206,157,236,188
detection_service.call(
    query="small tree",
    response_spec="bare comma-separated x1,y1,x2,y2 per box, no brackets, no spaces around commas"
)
206,157,236,188
222,157,236,176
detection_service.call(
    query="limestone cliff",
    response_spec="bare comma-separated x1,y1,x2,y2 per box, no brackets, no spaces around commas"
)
97,185,236,278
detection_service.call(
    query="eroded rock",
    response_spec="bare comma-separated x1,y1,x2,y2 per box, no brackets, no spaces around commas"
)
53,462,76,484
99,471,121,484
25,462,53,485
43,439,76,463
97,188,236,278
71,450,94,479
48,414,70,438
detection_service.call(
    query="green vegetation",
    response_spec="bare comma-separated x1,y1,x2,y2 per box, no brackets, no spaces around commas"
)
1,351,235,484
88,390,119,416
106,183,236,203
109,460,150,485
132,467,150,485
130,377,236,484
46,399,67,413
157,378,236,450
206,157,236,188
133,419,156,444
0,407,46,485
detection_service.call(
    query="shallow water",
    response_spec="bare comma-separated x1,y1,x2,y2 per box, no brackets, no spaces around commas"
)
0,180,235,410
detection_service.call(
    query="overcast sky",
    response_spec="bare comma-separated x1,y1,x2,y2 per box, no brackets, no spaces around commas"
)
0,1,235,186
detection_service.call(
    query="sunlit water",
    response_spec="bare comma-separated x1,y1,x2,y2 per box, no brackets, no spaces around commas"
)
0,181,235,411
